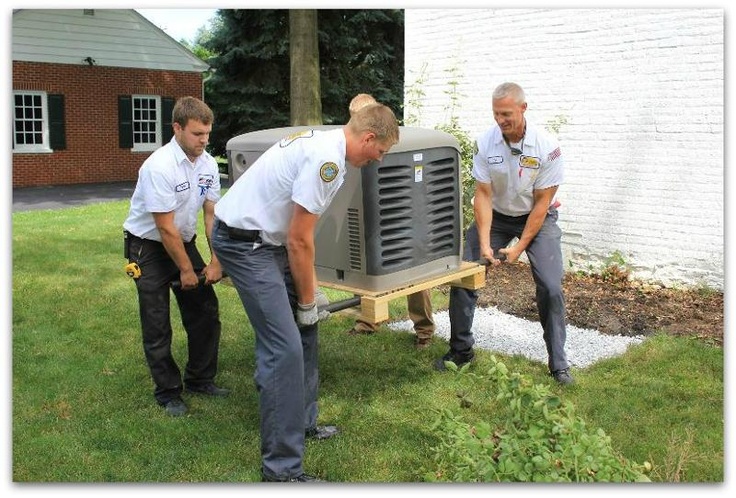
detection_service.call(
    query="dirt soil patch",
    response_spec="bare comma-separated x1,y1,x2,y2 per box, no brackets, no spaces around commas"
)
465,261,723,347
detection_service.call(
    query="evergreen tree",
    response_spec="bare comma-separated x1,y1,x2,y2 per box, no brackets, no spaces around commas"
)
201,9,404,156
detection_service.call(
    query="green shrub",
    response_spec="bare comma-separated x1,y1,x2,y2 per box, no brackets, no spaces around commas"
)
424,356,652,482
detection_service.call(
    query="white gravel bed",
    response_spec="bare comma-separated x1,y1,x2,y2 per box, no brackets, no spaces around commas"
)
387,306,646,368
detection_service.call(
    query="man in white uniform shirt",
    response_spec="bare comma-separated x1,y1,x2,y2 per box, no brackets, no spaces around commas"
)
213,102,400,482
123,96,228,418
437,82,574,386
345,94,436,348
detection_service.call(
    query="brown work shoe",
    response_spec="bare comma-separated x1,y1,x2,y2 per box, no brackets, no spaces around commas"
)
414,337,433,350
347,327,375,336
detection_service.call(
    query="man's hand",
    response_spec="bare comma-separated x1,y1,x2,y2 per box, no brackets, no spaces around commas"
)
179,268,200,290
202,261,224,285
498,245,522,264
296,301,331,327
296,302,319,327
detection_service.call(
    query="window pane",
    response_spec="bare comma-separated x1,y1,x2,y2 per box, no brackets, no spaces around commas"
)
132,96,159,148
13,91,47,148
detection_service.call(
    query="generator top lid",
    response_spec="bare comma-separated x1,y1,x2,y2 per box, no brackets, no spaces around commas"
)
226,125,460,155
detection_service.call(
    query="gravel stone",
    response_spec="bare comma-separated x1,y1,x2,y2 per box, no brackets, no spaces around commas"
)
387,306,645,368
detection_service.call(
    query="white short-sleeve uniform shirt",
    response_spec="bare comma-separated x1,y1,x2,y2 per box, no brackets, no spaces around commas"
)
214,128,347,246
472,121,563,217
123,137,221,242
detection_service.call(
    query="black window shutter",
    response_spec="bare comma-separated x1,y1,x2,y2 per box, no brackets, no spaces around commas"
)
162,97,174,144
118,95,132,148
48,94,66,150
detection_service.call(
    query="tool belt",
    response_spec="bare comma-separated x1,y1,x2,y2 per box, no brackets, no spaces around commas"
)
216,220,261,242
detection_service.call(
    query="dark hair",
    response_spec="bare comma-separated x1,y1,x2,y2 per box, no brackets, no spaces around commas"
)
172,96,214,127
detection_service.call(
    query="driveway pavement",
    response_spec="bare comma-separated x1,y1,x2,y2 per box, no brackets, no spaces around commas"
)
12,181,137,212
12,176,230,212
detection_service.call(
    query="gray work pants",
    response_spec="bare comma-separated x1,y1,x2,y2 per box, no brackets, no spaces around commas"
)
212,220,319,480
449,209,569,372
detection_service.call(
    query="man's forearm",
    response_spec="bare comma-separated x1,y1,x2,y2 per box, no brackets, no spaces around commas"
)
159,228,194,273
515,205,547,253
287,244,315,305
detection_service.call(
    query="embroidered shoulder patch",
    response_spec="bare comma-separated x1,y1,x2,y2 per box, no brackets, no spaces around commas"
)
279,130,314,148
320,162,339,183
547,147,562,162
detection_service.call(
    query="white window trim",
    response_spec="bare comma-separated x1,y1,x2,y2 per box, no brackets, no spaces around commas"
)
131,94,162,153
13,91,52,154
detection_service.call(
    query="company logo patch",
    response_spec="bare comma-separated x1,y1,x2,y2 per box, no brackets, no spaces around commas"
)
519,155,541,169
488,155,503,165
175,181,190,192
198,174,215,195
320,162,339,182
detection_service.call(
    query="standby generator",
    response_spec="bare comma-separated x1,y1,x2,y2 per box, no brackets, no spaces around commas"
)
226,125,463,293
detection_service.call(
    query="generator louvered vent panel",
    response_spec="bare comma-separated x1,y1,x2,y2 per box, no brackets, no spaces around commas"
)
375,164,415,269
347,207,362,271
361,145,461,276
424,158,458,253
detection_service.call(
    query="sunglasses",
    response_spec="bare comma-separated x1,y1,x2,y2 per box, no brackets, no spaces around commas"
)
504,135,525,156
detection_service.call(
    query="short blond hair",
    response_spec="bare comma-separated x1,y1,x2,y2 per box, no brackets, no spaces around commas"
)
347,102,399,145
349,93,377,116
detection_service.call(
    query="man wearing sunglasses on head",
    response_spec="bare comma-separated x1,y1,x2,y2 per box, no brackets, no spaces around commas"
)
437,82,573,386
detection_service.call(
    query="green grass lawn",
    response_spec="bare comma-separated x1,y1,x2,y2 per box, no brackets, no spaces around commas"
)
11,201,724,483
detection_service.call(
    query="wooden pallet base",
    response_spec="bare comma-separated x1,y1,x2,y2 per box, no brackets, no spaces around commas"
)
318,261,486,325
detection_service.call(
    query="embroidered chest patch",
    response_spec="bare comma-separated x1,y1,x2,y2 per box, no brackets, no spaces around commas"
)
519,155,541,169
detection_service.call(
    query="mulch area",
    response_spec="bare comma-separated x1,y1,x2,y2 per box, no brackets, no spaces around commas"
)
461,261,723,347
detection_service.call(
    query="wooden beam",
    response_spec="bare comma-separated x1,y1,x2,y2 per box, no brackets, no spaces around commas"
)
318,261,486,324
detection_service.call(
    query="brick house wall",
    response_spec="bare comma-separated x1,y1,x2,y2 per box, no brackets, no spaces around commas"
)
12,61,203,188
404,9,724,289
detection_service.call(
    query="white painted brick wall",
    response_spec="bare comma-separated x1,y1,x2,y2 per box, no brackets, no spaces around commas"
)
405,8,724,289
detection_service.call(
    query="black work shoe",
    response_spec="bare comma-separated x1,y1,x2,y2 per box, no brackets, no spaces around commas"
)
185,383,231,397
262,472,323,482
434,350,475,371
551,368,575,385
305,425,340,440
163,397,188,417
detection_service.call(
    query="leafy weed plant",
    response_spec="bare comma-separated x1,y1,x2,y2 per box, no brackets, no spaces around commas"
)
425,356,651,482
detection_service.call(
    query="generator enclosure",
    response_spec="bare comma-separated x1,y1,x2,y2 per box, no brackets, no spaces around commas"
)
226,126,463,293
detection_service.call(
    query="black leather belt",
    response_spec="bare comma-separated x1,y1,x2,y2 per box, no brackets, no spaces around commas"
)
217,220,261,242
